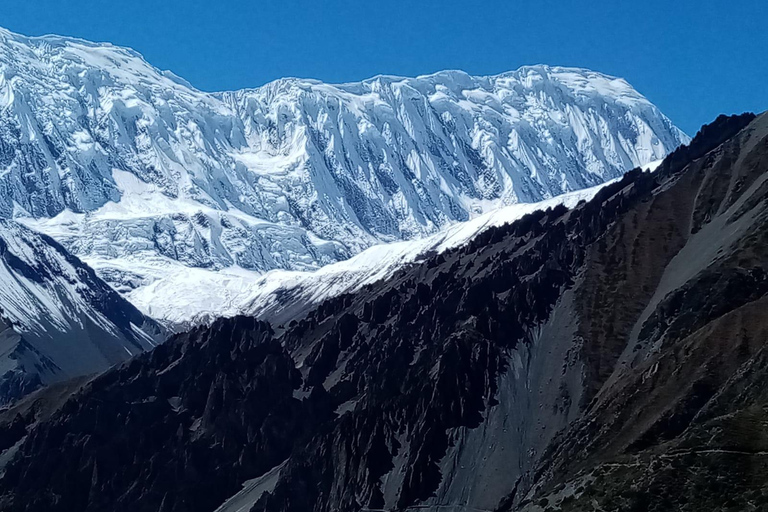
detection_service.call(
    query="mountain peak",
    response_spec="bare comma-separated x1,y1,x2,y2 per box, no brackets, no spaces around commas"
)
0,26,689,327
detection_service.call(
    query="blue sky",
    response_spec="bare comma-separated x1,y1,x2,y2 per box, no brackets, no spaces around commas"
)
2,0,765,134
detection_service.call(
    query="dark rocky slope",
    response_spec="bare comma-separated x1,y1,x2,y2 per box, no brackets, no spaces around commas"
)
0,112,764,512
511,111,768,511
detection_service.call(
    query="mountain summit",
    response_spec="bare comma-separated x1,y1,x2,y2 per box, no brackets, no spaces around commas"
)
0,27,688,311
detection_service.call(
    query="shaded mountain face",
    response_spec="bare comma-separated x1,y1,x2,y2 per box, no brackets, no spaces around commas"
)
0,112,760,512
0,220,164,405
512,112,768,511
0,27,688,312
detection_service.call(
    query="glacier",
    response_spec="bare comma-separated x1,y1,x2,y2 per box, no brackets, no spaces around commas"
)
122,160,661,327
0,26,689,323
126,177,616,327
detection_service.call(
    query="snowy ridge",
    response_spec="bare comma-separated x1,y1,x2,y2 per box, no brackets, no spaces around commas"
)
0,26,689,308
0,220,162,403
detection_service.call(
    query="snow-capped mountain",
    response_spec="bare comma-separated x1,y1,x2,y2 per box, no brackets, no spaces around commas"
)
93,161,663,328
0,220,163,405
0,27,689,305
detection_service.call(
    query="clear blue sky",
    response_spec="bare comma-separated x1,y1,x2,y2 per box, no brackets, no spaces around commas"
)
2,0,765,134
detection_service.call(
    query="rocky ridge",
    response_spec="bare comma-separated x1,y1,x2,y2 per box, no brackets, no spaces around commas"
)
0,220,164,405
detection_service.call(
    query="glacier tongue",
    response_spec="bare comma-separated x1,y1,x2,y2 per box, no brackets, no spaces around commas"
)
123,179,619,328
118,159,664,327
0,26,689,318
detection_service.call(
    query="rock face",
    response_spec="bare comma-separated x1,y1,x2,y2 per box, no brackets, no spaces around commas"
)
0,220,164,405
0,112,760,512
0,27,688,305
513,111,768,512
